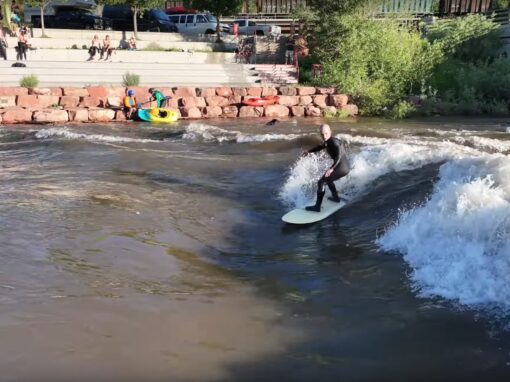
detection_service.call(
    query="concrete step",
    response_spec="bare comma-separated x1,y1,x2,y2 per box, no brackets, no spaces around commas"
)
28,28,239,43
0,60,265,87
1,48,235,64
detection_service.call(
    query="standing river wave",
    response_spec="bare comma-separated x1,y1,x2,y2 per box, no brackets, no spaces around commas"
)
1,118,510,381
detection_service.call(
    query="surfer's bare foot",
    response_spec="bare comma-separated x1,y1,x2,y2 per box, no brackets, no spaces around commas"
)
305,205,321,212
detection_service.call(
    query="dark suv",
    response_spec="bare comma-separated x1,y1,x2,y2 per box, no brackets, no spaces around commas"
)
32,7,112,30
102,6,178,32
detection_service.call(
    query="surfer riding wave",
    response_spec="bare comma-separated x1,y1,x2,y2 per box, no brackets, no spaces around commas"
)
302,124,350,212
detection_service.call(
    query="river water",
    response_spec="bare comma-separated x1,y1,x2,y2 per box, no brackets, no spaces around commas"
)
1,117,510,381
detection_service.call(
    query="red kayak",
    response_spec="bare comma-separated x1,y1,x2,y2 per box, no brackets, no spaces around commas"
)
242,96,280,107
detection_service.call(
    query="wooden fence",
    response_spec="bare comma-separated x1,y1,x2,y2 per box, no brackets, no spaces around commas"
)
165,0,307,14
439,0,492,15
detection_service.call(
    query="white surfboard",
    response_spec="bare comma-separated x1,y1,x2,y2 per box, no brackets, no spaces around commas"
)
282,198,348,224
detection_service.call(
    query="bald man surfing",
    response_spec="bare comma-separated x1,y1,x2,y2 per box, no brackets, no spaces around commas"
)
303,124,350,212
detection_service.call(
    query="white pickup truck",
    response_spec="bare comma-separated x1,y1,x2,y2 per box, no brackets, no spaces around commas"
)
232,19,281,37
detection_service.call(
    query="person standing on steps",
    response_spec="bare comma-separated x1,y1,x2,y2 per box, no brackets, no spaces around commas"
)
0,28,8,60
302,124,350,212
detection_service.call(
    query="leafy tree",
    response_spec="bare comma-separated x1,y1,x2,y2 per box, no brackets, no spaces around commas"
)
100,0,165,38
190,0,243,42
25,0,52,36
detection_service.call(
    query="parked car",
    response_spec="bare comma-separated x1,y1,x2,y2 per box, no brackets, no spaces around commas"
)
232,19,281,37
168,13,229,34
102,6,178,32
31,6,111,30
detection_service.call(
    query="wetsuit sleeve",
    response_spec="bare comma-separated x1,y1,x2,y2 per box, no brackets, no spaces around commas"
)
308,142,326,153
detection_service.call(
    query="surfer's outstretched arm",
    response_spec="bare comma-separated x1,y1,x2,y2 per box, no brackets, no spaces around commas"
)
302,142,326,157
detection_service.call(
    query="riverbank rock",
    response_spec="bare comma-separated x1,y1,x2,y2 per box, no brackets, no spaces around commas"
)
106,97,122,108
88,109,115,122
278,86,297,96
86,87,109,98
180,96,206,108
17,95,39,109
173,87,196,98
261,87,278,97
239,106,263,118
313,95,328,108
316,87,336,95
0,96,16,108
63,88,89,97
59,96,79,108
341,104,359,116
299,96,313,106
67,108,89,122
265,104,289,118
33,109,69,123
203,106,222,118
277,96,300,107
29,88,51,96
79,97,105,108
232,88,248,97
1,109,33,123
37,96,60,109
247,88,262,97
291,106,305,117
222,106,238,118
216,87,232,97
305,106,321,117
329,94,348,108
297,87,316,96
115,110,126,121
180,107,202,119
206,96,230,107
197,88,216,98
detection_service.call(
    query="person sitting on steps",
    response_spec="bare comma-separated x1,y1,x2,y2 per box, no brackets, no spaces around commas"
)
88,35,101,60
123,89,137,119
128,35,137,51
100,35,114,60
302,124,351,212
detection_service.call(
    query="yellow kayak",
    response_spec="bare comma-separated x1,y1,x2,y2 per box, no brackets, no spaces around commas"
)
138,108,179,123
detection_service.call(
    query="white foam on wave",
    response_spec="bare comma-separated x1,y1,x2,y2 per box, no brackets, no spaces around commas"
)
279,133,480,208
452,136,510,153
182,122,306,143
35,128,158,143
378,154,510,312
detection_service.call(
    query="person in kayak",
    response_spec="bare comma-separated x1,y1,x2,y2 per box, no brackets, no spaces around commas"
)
303,124,350,212
148,88,171,108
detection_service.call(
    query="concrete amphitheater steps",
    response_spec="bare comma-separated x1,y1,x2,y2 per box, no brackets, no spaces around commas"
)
0,60,264,87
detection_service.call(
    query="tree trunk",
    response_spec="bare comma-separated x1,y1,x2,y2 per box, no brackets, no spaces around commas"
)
40,3,47,37
216,13,222,43
133,7,138,39
2,2,12,31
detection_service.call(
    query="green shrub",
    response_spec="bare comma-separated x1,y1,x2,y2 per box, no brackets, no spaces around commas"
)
426,14,502,63
20,74,39,88
316,14,441,115
387,100,416,119
122,72,140,87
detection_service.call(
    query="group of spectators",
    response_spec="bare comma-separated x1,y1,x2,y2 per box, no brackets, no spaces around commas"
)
88,34,137,61
0,25,35,61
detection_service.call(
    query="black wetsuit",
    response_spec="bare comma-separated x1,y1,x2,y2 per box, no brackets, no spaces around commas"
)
306,137,350,211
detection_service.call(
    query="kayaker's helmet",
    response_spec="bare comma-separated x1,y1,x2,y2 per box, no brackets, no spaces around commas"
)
127,89,135,96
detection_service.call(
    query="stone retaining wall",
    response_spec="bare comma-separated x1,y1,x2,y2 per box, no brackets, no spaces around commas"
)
0,86,358,124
